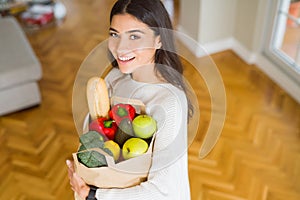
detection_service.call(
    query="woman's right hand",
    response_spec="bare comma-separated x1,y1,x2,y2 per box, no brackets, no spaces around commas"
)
66,160,90,199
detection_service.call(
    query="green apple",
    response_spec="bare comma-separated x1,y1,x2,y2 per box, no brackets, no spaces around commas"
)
122,138,149,160
103,140,120,162
132,115,157,139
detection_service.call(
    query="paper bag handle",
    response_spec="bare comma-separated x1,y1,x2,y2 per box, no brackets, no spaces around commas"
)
110,96,146,114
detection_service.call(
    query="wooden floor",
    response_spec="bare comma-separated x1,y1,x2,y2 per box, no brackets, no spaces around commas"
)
1,0,300,199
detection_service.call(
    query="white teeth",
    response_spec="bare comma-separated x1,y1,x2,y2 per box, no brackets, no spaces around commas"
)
118,56,134,61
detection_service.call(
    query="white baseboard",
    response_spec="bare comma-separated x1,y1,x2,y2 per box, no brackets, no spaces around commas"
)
176,27,300,103
202,38,234,56
202,37,257,65
176,26,235,57
231,40,257,65
176,26,256,63
254,55,300,103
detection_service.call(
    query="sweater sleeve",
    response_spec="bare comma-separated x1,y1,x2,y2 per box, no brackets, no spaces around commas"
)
95,90,190,200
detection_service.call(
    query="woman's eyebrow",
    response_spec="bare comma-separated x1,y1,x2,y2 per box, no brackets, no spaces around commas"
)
126,29,146,34
109,28,146,34
109,27,118,32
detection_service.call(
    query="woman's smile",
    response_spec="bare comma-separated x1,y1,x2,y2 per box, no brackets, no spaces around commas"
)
117,55,135,65
118,55,135,61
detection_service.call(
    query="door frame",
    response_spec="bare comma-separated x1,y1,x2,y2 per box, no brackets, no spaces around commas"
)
262,0,300,85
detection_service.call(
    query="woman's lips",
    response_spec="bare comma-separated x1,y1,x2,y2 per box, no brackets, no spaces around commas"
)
118,55,134,61
118,56,135,64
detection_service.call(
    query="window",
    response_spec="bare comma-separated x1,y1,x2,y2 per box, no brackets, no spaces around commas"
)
266,0,300,74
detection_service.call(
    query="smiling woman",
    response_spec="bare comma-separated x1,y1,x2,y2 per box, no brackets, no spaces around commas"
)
67,0,193,199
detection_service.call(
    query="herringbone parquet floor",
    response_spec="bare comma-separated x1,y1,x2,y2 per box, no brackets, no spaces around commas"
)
0,0,300,199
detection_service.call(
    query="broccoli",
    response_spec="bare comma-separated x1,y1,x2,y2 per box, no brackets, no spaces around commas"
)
79,131,104,149
77,131,114,168
77,144,108,168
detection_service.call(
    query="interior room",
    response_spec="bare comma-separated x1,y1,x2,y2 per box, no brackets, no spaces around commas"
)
0,0,299,199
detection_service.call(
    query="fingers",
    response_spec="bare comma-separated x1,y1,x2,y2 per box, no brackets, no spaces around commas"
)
66,160,74,172
66,160,75,179
66,159,88,197
66,160,74,169
66,159,78,193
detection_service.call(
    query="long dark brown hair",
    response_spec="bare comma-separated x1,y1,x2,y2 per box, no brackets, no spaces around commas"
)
109,0,194,118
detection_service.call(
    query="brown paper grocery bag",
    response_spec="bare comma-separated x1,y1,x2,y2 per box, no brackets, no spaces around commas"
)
73,96,155,189
72,134,155,189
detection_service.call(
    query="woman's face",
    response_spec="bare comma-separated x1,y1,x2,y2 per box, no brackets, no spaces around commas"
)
108,14,161,75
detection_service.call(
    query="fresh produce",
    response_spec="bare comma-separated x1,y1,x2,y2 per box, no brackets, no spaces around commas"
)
89,117,118,140
82,76,157,168
122,138,149,160
80,113,156,166
109,103,136,124
77,131,114,168
86,77,110,120
79,131,105,149
103,140,121,161
114,118,134,148
77,144,109,168
132,115,157,139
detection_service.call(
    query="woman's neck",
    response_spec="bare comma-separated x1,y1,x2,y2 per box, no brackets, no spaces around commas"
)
131,64,165,84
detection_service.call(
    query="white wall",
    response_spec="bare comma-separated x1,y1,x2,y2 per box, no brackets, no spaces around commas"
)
234,0,260,51
178,0,201,41
199,0,236,44
178,0,257,58
178,0,300,103
178,0,236,53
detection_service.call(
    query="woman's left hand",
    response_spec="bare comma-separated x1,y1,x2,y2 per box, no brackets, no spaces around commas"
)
66,160,90,199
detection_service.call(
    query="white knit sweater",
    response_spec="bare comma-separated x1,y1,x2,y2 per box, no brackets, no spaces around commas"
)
95,68,191,200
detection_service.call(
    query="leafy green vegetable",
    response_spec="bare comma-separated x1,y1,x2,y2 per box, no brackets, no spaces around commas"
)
77,131,114,168
79,131,104,149
77,144,108,168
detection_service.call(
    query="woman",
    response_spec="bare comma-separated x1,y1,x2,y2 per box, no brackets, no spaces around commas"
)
67,0,193,199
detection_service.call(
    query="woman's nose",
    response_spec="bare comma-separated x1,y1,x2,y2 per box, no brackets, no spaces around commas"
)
116,37,130,54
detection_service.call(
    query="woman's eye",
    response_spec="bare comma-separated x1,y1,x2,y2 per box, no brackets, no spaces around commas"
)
109,32,118,38
130,35,140,40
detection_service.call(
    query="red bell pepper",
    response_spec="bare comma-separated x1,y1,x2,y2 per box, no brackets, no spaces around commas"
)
109,104,136,124
89,117,118,140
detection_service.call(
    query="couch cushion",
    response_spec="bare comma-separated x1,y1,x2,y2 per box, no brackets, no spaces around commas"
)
0,16,42,90
0,82,41,115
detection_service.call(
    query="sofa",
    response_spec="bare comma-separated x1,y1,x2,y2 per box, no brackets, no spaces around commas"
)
0,16,42,116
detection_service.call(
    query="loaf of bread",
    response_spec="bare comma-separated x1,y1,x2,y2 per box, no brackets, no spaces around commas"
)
86,77,110,120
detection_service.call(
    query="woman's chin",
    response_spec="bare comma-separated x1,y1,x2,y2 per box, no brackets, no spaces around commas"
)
118,68,132,74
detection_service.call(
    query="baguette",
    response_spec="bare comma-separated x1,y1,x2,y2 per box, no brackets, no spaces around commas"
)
86,77,110,120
